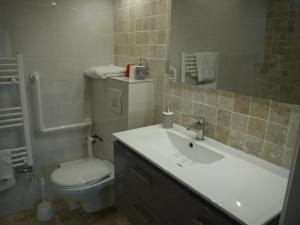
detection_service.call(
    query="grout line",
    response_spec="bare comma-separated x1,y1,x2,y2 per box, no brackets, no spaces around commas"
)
261,99,272,158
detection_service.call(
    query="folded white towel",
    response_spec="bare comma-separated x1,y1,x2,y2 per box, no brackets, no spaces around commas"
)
0,150,16,191
84,64,125,79
0,150,12,180
195,52,218,83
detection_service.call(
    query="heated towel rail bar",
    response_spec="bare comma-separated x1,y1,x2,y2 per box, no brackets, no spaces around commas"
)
0,54,33,167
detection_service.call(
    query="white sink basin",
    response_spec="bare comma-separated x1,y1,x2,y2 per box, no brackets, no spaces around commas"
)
167,130,224,164
113,124,289,225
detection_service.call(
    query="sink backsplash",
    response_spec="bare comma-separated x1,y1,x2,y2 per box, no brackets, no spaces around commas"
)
162,83,299,169
113,0,299,169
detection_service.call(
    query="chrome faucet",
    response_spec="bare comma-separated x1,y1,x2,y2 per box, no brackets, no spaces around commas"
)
186,116,205,140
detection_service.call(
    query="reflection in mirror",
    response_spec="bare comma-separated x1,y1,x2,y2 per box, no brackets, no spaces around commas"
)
168,0,300,105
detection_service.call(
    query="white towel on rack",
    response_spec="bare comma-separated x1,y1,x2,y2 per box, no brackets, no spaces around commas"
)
195,52,218,83
0,150,16,191
84,64,125,79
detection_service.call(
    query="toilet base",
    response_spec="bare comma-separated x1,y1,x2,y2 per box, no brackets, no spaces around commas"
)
65,184,115,212
51,160,115,213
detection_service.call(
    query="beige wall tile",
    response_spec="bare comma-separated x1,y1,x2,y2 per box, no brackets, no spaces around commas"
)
180,113,192,127
173,110,181,124
265,123,288,146
158,30,167,44
173,82,182,97
129,7,136,20
158,0,170,14
136,19,143,31
203,106,217,123
263,142,284,165
230,113,248,133
228,130,246,150
136,31,143,44
250,98,270,120
135,4,143,19
217,109,231,128
172,96,182,111
233,94,250,115
142,17,151,31
205,90,219,107
286,127,298,149
150,30,158,44
193,87,206,103
218,91,234,111
204,122,215,138
182,84,194,99
181,100,193,114
282,148,296,168
150,17,158,30
269,102,291,126
214,126,229,144
290,106,300,130
193,102,205,117
244,136,264,157
247,117,267,139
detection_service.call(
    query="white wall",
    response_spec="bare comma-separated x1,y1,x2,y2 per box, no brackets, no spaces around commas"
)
169,0,267,95
0,0,114,216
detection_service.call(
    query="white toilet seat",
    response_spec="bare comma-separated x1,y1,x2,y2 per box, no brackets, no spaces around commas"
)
50,158,115,213
51,158,112,188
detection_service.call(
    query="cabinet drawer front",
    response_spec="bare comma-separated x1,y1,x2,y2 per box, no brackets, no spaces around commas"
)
114,141,240,225
115,179,167,225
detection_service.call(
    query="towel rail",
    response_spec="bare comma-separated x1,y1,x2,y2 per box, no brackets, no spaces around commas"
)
0,57,16,61
12,162,27,167
11,152,27,158
0,54,33,167
181,53,197,83
12,157,27,163
0,76,19,79
0,117,23,124
0,64,17,67
0,112,22,118
0,123,24,129
0,81,19,85
17,54,33,166
9,147,26,152
0,69,18,73
0,147,28,168
30,72,92,134
0,107,22,112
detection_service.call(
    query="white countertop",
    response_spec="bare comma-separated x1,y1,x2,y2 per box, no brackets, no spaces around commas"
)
111,77,154,83
113,124,289,225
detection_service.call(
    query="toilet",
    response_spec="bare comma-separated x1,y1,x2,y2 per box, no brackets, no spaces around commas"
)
50,158,114,212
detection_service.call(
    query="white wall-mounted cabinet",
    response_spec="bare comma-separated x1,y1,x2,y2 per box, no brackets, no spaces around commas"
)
90,77,154,161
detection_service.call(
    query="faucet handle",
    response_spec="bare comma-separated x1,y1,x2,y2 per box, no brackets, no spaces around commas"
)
188,114,205,123
186,115,205,130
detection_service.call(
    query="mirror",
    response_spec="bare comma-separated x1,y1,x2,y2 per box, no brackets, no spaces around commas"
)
168,0,300,105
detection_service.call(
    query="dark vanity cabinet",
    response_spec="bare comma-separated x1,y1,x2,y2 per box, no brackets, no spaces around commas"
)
114,141,279,225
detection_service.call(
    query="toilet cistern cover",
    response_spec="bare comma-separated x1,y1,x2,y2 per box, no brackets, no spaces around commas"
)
51,159,111,187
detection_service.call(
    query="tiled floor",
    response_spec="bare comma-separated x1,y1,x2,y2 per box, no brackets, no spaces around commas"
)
0,199,131,225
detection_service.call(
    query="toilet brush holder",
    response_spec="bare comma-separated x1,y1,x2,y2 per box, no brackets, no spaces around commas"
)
162,111,173,129
37,178,55,222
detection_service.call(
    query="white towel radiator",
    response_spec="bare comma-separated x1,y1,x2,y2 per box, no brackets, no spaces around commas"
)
0,54,33,168
181,53,198,83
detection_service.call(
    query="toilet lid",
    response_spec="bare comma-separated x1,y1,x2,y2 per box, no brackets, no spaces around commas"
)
51,158,111,187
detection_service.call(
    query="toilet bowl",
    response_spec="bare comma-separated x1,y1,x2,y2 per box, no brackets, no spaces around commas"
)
51,158,114,212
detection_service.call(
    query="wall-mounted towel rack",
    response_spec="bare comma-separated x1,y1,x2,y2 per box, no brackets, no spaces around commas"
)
30,72,92,134
181,53,197,83
0,54,33,167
